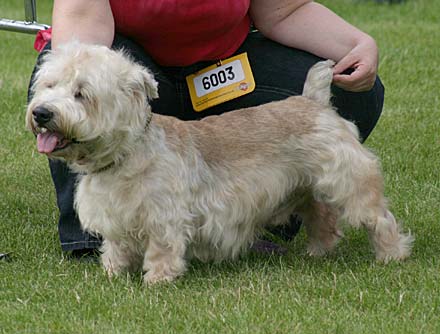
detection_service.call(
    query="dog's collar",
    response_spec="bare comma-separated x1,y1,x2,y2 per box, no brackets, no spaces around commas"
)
86,113,153,175
90,161,117,174
144,112,153,131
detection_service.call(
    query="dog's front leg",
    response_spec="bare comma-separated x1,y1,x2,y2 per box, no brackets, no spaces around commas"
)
100,239,143,277
143,237,187,285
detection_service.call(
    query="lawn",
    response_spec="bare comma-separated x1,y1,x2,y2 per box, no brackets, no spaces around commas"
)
1,1,439,333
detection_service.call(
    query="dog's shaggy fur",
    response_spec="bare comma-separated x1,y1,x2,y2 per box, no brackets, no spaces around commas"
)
27,43,413,284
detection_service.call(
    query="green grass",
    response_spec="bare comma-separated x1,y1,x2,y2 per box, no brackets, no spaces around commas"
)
1,0,439,333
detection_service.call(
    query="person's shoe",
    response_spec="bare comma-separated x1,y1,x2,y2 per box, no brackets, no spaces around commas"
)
68,248,100,262
0,252,12,261
268,215,302,241
251,239,288,255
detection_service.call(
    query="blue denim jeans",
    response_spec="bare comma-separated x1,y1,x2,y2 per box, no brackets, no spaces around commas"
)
28,31,384,251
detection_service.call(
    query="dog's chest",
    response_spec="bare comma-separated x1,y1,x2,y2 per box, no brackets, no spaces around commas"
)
75,174,148,240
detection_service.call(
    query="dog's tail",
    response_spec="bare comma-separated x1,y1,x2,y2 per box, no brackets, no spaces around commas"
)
302,60,335,106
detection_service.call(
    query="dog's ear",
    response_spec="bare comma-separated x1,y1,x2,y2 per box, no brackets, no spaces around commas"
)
130,65,159,101
115,49,159,101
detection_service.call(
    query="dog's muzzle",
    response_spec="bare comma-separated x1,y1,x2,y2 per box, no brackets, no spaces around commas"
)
30,106,86,155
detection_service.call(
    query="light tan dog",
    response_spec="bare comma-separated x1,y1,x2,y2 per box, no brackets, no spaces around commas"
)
27,43,413,284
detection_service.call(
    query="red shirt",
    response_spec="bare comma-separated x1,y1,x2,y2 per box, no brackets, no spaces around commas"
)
109,0,251,66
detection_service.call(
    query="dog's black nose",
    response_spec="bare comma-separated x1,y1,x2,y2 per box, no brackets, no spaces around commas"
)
32,106,53,125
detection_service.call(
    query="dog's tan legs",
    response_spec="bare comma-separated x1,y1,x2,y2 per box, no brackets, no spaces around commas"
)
313,149,413,262
340,174,413,263
100,239,142,277
300,201,343,256
143,238,187,285
359,208,414,263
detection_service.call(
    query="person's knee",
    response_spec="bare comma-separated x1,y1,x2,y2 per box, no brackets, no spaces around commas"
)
374,76,385,115
361,76,385,141
331,76,385,142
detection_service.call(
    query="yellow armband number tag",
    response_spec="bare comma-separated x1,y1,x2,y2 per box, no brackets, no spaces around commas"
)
186,53,255,112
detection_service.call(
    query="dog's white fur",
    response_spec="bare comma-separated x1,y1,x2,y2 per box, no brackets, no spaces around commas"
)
27,43,413,284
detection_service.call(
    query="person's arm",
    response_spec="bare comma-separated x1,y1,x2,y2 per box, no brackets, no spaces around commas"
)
249,0,378,92
52,0,114,48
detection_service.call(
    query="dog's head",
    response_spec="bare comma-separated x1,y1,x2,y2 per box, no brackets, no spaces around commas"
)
26,42,158,171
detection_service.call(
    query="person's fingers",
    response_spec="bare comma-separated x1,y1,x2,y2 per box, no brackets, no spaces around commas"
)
333,53,358,75
333,64,376,92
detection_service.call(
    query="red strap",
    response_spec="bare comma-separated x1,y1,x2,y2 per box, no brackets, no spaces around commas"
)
34,27,52,52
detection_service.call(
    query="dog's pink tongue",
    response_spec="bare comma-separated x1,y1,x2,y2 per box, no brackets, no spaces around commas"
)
37,132,61,154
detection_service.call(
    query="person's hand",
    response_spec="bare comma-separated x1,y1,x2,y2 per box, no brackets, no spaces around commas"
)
332,36,379,92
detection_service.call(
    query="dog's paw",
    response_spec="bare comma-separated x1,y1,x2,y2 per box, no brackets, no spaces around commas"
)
375,231,414,264
143,270,177,285
306,242,329,257
103,264,119,278
101,258,123,278
306,230,342,257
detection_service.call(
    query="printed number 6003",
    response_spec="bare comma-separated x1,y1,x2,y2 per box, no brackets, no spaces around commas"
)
201,66,235,90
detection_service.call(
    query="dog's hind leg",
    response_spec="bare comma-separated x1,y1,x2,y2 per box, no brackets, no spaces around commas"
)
143,237,187,285
364,208,414,263
342,192,414,263
312,143,414,262
299,200,343,256
344,166,413,263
